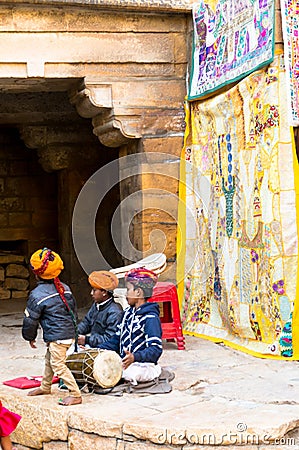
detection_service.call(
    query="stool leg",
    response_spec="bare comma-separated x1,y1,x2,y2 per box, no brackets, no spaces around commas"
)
176,336,186,350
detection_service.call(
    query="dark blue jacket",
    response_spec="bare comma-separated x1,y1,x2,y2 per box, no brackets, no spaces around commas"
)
22,280,77,343
77,297,123,348
100,302,163,364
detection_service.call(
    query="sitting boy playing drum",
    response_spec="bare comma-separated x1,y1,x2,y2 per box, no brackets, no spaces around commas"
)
99,268,163,385
77,270,123,348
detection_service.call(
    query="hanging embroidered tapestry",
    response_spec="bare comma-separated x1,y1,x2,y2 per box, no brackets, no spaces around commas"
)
280,0,299,126
178,55,299,358
188,0,275,100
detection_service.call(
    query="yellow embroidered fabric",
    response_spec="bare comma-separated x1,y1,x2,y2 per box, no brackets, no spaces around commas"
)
178,55,299,359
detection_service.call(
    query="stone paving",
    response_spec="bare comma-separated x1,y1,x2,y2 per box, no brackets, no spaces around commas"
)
1,312,299,449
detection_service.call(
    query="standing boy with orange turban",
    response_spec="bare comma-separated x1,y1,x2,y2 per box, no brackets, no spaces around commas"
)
22,248,82,406
99,267,163,384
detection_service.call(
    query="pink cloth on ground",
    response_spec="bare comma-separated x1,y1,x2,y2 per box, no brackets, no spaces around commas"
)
0,401,21,437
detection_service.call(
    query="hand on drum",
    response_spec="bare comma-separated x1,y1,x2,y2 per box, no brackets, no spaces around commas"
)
77,335,86,346
122,349,134,369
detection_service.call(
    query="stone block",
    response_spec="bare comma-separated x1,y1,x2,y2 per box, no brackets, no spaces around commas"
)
46,62,185,79
0,213,8,226
138,209,176,224
0,266,4,281
4,277,29,291
174,33,188,63
0,9,13,30
68,430,117,450
0,255,25,264
66,10,186,33
141,222,177,259
141,193,179,219
0,160,9,175
6,264,29,279
0,197,24,211
8,213,32,227
158,261,176,283
32,210,56,228
1,395,69,449
25,196,57,213
43,442,68,450
141,173,179,193
0,32,175,67
142,136,184,157
140,159,180,193
0,287,11,299
11,290,29,299
6,177,34,196
112,81,185,109
68,411,122,438
8,8,186,33
9,160,29,176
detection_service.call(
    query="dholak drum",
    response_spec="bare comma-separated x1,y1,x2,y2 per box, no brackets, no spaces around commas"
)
66,349,123,388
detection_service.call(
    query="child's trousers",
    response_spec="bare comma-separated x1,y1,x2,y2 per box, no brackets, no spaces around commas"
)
41,342,81,397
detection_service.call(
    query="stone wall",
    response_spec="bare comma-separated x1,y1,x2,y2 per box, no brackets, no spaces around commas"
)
0,254,29,301
0,130,58,251
0,129,58,309
0,1,189,304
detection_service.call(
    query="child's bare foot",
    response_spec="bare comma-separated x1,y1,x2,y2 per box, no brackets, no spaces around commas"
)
27,387,51,396
58,396,82,406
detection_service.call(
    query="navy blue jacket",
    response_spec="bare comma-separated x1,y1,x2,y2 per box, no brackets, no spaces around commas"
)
22,280,77,343
100,302,163,364
77,297,123,348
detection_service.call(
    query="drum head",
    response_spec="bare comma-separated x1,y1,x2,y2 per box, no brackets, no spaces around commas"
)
93,350,123,388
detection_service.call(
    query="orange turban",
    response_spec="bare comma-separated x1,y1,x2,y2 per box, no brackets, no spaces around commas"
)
88,271,118,291
30,248,64,280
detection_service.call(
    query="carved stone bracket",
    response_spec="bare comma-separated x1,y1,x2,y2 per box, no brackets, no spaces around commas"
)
69,78,185,148
19,125,101,172
69,81,112,119
70,79,141,147
92,110,142,148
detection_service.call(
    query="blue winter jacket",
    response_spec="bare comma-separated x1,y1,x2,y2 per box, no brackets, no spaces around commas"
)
100,302,163,364
22,280,77,343
77,297,123,348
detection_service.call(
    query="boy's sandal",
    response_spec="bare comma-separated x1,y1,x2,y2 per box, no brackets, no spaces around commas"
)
58,396,82,406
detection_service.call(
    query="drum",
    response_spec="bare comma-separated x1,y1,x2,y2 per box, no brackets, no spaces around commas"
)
66,349,123,388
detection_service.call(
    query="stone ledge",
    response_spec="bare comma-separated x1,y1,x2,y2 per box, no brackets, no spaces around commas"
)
2,316,299,450
5,0,196,13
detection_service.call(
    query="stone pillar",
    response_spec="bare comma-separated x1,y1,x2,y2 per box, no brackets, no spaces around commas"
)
134,135,184,282
19,124,105,304
71,79,185,279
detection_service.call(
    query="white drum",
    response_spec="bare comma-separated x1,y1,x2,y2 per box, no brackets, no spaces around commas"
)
66,349,122,388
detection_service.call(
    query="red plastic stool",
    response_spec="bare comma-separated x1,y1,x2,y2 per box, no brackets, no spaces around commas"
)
148,281,185,350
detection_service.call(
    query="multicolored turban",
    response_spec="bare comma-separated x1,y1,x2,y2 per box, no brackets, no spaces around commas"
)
30,248,64,280
88,271,119,292
125,267,158,291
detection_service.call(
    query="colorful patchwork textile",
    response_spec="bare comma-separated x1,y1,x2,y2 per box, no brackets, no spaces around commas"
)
188,0,275,100
280,0,299,126
178,55,299,358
